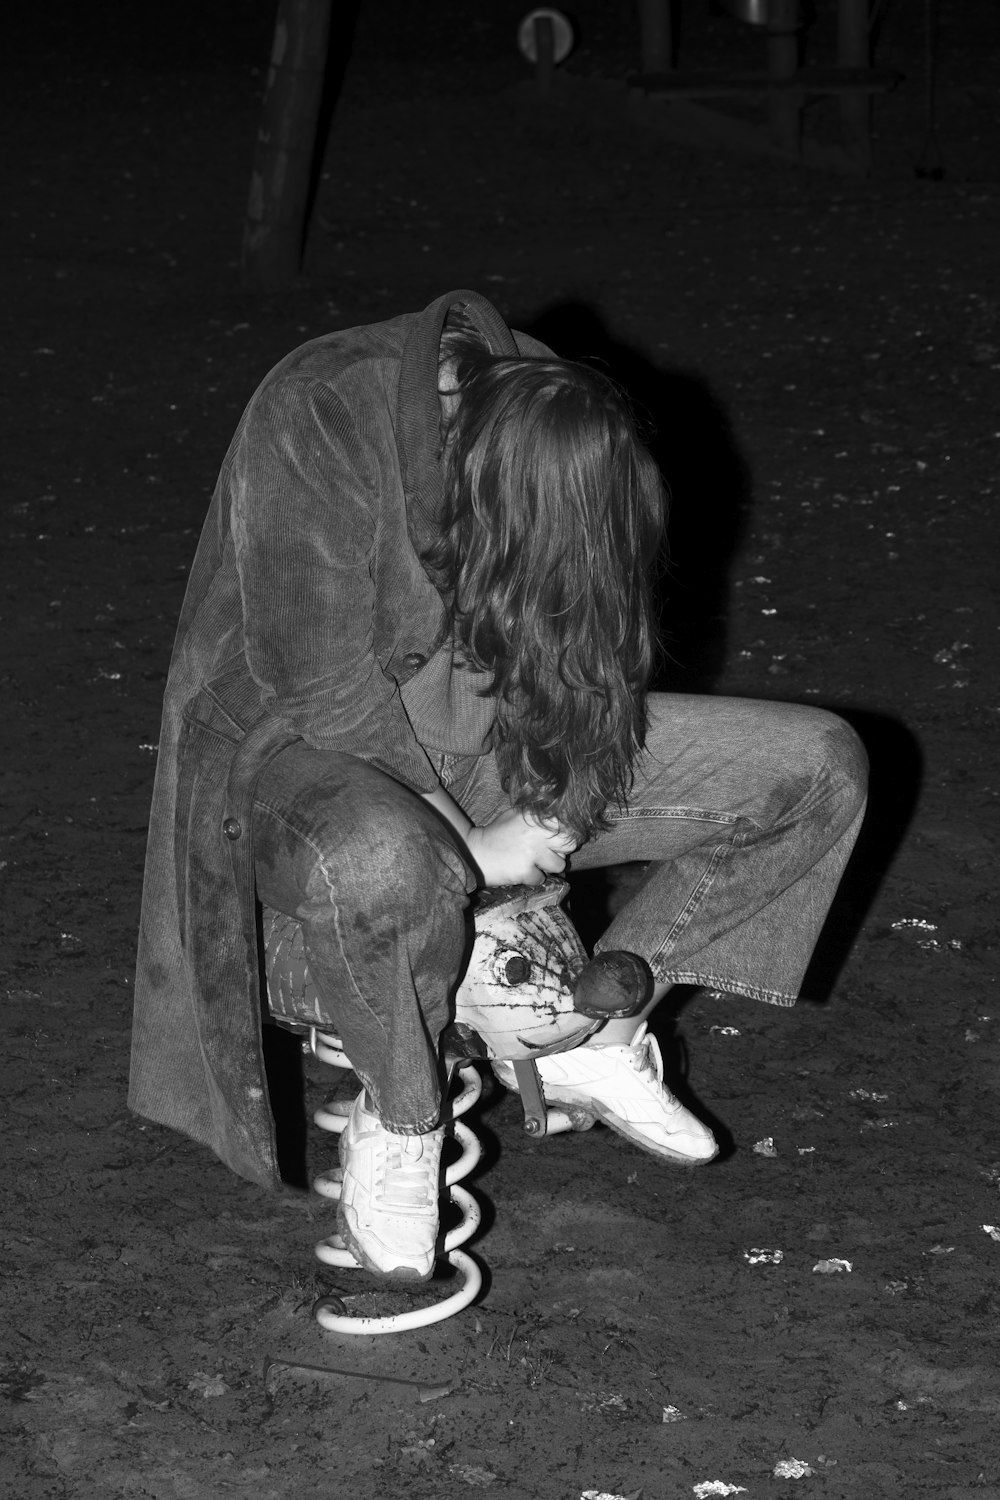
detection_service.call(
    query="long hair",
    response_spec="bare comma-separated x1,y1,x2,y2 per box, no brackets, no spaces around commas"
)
429,339,666,840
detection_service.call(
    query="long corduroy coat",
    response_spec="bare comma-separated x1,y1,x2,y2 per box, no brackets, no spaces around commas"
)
129,290,547,1188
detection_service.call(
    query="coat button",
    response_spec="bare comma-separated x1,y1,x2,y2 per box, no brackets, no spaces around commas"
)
402,651,427,670
222,817,242,840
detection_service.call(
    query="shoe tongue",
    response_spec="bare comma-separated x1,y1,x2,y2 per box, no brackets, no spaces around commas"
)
380,1138,433,1210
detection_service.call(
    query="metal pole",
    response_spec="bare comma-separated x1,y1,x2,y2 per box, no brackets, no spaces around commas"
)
637,0,673,75
534,14,555,97
767,0,801,158
837,0,872,174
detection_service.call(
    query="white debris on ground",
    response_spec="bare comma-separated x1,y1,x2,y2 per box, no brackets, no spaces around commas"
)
744,1248,783,1265
693,1484,748,1499
753,1137,778,1157
884,914,962,953
983,1225,1000,1241
187,1371,229,1398
813,1258,853,1274
661,1405,686,1423
580,1491,642,1500
773,1458,816,1478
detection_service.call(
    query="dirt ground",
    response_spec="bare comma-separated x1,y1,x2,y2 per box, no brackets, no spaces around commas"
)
3,1,1000,1496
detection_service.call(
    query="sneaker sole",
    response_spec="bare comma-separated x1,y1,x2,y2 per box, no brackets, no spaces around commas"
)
548,1093,719,1166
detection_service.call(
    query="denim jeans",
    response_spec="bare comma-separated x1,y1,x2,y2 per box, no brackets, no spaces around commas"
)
254,694,867,1133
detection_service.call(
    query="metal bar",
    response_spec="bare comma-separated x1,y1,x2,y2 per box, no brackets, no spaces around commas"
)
636,66,897,97
264,1357,454,1404
767,0,802,157
638,0,674,73
534,14,555,97
512,1059,548,1136
837,0,872,173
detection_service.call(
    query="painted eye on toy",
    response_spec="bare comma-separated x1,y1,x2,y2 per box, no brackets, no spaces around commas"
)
500,953,532,986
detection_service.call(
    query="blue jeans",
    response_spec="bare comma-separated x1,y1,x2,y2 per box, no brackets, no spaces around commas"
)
254,694,867,1133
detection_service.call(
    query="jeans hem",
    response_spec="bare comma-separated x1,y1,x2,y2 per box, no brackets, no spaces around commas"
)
655,970,798,1008
376,1112,442,1136
356,1067,442,1136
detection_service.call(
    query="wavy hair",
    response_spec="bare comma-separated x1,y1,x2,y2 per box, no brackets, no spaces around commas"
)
428,340,666,840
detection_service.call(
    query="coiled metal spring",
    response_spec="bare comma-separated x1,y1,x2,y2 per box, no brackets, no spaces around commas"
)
307,1028,485,1336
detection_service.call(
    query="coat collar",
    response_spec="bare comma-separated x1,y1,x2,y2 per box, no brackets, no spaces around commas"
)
396,289,519,565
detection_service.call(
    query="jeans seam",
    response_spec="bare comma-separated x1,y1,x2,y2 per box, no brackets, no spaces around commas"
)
644,837,733,966
645,970,797,1007
606,805,745,827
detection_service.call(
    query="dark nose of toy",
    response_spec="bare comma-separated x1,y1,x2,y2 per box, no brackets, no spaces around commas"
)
572,951,652,1019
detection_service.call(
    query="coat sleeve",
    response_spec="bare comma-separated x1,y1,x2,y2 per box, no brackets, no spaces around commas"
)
229,374,439,791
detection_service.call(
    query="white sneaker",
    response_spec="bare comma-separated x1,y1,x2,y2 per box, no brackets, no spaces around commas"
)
337,1091,444,1281
493,1023,718,1166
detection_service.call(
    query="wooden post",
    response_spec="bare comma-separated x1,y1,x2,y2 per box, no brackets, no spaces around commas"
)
767,0,801,158
241,0,333,291
638,0,673,75
837,0,871,174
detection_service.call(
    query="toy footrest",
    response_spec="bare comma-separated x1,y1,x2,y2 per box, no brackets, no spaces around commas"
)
511,1059,581,1138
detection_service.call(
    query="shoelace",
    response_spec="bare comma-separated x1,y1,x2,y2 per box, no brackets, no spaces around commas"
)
375,1134,438,1214
624,1030,683,1106
624,1025,661,1081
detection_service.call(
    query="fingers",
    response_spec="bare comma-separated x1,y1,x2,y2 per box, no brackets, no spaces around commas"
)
471,807,575,887
524,814,577,855
532,847,569,881
521,818,574,884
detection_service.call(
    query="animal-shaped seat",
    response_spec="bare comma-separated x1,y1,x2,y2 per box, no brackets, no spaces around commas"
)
262,878,649,1333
